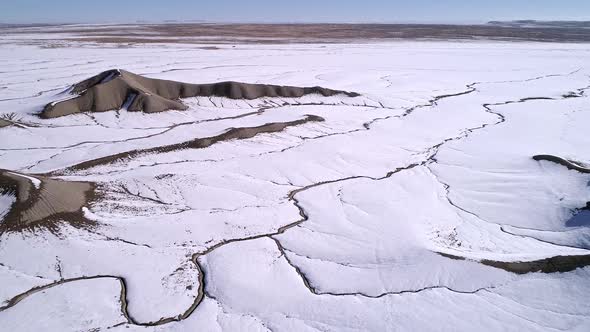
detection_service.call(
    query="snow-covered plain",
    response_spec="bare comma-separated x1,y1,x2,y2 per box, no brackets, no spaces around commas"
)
1,36,590,331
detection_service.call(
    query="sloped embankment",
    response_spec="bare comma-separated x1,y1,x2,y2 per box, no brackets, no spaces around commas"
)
533,154,590,174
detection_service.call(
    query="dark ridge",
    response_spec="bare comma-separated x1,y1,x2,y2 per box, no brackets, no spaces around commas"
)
436,251,465,260
0,119,11,128
533,154,590,174
55,114,325,174
533,155,590,228
41,69,360,118
563,91,583,98
480,255,590,274
487,20,590,29
0,169,95,233
436,251,590,274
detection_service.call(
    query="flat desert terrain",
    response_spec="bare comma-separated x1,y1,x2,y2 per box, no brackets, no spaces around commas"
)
0,24,590,331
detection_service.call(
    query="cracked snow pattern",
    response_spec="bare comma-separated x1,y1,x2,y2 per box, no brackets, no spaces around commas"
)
0,37,590,331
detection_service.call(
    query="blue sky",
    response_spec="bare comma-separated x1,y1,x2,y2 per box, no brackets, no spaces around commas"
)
2,0,589,24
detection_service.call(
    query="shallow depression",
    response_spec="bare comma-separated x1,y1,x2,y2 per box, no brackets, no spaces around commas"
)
567,209,590,227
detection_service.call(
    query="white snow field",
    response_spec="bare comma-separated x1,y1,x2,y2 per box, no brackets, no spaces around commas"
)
0,35,590,331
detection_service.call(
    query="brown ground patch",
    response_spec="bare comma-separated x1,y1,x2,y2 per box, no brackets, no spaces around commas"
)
57,114,324,174
480,255,590,274
437,251,590,274
7,23,590,43
0,169,95,233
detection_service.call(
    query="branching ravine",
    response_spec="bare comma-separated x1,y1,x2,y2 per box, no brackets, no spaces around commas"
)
79,86,468,177
270,72,590,290
0,83,475,326
498,226,590,250
425,82,590,251
83,227,153,249
0,275,134,324
1,70,587,327
1,109,265,153
271,237,505,298
0,83,477,324
20,101,379,174
271,76,590,299
4,98,376,171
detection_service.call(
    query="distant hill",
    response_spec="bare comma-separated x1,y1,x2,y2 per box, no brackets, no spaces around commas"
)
488,20,590,28
0,23,61,28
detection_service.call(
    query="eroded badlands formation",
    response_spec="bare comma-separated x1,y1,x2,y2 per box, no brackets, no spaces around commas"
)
0,169,93,232
42,69,358,118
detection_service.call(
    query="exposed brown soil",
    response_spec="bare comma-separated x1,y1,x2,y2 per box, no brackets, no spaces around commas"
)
533,154,590,173
8,23,590,44
480,255,590,274
56,114,324,174
144,23,590,43
0,119,11,128
0,169,95,233
437,251,590,274
41,69,359,118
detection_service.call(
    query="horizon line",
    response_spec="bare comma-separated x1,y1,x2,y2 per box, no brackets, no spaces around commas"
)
3,19,590,26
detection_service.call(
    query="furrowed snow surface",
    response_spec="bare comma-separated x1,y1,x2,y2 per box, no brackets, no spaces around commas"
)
0,35,590,331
